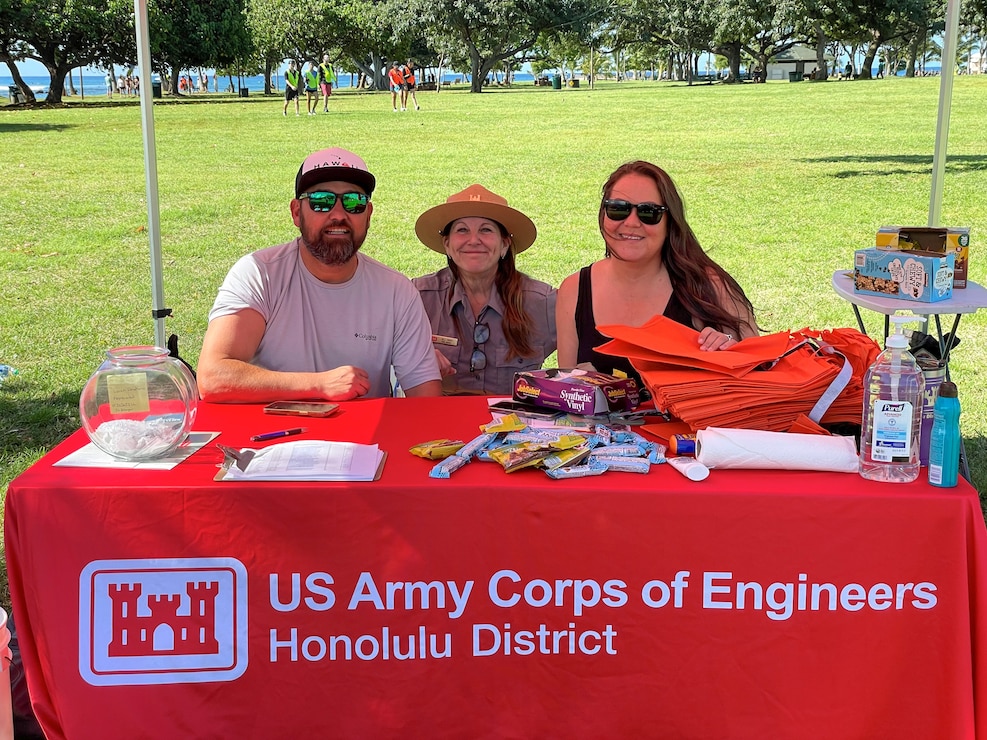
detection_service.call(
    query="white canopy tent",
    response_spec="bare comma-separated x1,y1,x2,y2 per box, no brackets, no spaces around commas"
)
129,0,964,345
134,0,167,347
928,0,961,228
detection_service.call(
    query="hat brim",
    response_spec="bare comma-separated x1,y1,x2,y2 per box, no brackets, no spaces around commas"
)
415,201,537,254
295,167,376,198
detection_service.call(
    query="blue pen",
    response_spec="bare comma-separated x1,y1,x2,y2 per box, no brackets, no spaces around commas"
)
250,427,308,442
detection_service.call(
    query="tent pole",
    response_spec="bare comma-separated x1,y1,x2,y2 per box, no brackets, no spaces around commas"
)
134,0,168,348
928,0,961,228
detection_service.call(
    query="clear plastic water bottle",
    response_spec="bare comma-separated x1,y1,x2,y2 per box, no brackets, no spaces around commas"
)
0,365,19,383
859,316,925,483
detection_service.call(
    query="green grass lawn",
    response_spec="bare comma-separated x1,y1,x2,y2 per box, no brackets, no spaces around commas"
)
2,78,987,607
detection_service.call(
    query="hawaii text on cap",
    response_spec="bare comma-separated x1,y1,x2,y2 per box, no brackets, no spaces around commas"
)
295,147,376,198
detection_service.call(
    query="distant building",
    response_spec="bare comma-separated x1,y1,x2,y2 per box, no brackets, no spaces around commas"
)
766,45,836,81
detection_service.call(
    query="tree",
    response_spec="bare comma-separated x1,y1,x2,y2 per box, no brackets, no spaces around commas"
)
3,0,133,104
148,0,253,96
414,0,605,92
0,0,37,102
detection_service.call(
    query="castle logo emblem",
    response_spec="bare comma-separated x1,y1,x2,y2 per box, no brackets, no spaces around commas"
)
79,558,248,686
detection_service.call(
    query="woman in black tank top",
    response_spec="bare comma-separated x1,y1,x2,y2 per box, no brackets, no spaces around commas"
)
557,161,757,381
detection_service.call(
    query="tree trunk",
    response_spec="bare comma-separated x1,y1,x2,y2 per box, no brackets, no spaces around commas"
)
264,59,274,94
814,22,829,81
860,35,880,80
905,28,923,78
170,68,182,96
45,64,70,104
67,68,77,95
2,55,37,103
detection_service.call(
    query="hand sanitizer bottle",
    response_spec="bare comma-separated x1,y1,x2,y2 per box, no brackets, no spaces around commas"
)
927,381,961,487
859,315,926,482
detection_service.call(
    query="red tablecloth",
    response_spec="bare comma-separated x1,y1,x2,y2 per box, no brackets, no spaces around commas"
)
6,397,987,738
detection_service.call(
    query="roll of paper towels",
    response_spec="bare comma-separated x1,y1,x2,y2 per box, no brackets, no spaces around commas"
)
696,428,859,473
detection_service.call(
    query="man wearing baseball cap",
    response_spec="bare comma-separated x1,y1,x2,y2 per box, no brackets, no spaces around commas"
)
197,147,441,401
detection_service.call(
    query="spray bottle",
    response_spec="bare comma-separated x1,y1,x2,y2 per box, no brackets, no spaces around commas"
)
927,382,961,488
859,315,926,483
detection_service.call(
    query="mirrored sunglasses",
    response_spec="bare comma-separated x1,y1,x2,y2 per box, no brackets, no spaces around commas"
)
299,191,369,214
603,199,668,226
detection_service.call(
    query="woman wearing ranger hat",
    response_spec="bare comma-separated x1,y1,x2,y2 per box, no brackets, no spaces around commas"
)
413,184,557,395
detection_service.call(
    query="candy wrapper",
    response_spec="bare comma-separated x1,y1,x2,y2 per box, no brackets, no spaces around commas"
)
429,455,469,479
482,413,528,434
488,443,552,473
543,446,591,471
456,432,498,460
545,460,608,479
410,439,465,460
589,443,647,458
593,456,652,474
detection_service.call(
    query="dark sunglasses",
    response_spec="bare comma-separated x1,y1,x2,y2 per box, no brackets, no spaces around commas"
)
603,199,668,225
299,191,369,214
470,321,490,373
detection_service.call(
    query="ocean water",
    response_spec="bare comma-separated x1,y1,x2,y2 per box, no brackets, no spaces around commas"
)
2,72,539,99
2,66,945,100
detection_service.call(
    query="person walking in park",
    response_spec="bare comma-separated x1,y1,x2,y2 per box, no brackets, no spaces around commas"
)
304,61,320,115
403,61,421,111
283,60,301,116
389,61,407,111
319,55,337,113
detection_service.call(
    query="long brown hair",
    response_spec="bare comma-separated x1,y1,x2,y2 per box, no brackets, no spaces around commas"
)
444,222,534,360
598,161,755,338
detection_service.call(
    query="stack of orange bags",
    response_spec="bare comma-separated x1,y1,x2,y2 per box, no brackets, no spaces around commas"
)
596,316,881,434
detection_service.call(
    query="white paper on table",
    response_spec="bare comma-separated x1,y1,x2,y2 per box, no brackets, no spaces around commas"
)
219,439,384,481
53,432,221,470
696,427,859,473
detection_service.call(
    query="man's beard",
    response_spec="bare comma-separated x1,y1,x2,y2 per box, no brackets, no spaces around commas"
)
299,212,365,267
303,232,359,266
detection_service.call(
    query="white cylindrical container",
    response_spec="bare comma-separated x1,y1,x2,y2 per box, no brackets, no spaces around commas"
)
667,456,710,481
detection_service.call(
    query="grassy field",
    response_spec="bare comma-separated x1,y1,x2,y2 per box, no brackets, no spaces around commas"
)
2,77,987,607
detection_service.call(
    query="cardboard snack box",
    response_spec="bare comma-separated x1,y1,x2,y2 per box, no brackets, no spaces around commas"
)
876,226,970,289
513,369,640,415
854,247,955,303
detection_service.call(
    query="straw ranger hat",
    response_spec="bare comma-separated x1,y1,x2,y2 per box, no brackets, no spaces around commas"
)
415,184,537,254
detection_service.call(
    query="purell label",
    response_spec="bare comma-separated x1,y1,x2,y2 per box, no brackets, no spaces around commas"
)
871,400,913,462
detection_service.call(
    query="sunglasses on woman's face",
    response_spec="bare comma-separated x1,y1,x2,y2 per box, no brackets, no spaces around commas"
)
603,199,668,226
299,191,369,214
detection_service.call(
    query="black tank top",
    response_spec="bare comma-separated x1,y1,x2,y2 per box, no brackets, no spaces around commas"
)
574,264,696,381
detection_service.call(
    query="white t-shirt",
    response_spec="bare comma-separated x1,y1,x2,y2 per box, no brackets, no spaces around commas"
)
209,239,440,397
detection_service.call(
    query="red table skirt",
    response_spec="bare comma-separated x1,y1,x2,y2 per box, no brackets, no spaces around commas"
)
6,397,987,738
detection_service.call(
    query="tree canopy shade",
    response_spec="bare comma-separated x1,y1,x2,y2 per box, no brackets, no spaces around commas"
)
413,0,607,92
1,0,134,103
149,0,253,95
247,0,403,90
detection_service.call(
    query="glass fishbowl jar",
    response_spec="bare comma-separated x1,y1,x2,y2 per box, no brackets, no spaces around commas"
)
79,346,199,460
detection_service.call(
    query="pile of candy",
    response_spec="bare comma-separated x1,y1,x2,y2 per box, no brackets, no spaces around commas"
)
410,413,667,480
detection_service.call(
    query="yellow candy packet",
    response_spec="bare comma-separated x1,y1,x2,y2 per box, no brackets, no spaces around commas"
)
488,443,552,473
409,438,465,460
543,446,591,471
482,413,527,434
